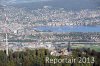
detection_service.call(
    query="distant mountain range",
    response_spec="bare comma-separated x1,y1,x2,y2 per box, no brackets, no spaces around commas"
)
0,4,3,7
0,0,100,10
0,0,52,5
0,4,4,8
10,0,100,10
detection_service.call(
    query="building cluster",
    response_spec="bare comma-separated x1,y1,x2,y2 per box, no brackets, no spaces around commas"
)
0,32,100,51
0,6,100,55
0,6,100,30
0,6,100,34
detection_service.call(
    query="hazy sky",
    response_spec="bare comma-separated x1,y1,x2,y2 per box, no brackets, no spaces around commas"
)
18,0,51,1
0,0,52,5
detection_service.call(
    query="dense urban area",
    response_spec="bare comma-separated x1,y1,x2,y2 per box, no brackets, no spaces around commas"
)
0,3,100,66
0,6,100,51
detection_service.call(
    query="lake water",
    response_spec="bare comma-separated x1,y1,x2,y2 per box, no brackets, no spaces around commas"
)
33,26,100,32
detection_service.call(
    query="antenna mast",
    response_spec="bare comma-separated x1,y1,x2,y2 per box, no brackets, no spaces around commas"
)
4,13,9,56
6,33,8,56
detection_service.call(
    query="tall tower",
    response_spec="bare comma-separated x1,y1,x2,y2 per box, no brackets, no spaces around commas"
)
5,33,8,56
4,14,9,56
